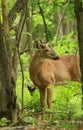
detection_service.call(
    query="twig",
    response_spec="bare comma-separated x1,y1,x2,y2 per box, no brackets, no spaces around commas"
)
75,47,81,81
55,0,71,46
16,0,28,111
38,0,49,42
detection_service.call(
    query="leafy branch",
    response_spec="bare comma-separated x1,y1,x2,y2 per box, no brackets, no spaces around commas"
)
55,0,71,46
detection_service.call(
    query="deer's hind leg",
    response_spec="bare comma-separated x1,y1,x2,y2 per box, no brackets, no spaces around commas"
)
39,88,46,120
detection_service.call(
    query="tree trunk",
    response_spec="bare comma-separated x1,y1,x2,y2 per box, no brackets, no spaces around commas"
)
75,0,83,122
8,0,28,26
26,0,33,56
0,0,29,123
0,23,12,120
0,0,18,122
58,7,64,35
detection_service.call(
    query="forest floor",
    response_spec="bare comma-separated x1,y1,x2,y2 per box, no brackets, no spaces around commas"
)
0,120,83,130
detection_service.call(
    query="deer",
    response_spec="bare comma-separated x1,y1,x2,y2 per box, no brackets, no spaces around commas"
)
29,41,80,120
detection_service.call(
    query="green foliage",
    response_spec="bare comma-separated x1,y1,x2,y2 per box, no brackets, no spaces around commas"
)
7,0,16,11
52,32,78,55
64,3,75,22
31,0,76,41
0,118,10,127
33,15,43,27
16,53,32,108
55,121,75,129
16,53,40,111
28,90,40,111
60,122,75,129
23,116,38,125
51,82,82,121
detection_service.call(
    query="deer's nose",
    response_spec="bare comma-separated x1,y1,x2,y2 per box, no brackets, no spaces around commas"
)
53,56,60,60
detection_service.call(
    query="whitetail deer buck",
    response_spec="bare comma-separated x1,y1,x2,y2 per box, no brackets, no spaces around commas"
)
29,41,80,120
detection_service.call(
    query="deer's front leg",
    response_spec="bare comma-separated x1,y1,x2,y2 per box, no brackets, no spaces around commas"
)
47,88,53,109
47,88,53,120
39,88,46,120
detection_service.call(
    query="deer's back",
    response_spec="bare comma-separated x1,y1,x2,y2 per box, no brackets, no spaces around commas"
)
61,54,80,82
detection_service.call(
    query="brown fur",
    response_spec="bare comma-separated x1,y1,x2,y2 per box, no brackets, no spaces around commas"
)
29,43,80,120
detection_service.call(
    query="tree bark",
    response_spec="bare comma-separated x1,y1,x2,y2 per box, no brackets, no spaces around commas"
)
75,0,83,122
8,0,28,26
26,0,33,56
0,0,29,123
0,0,19,122
0,23,12,120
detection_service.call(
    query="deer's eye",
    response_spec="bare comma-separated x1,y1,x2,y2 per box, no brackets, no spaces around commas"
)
45,49,49,52
40,44,45,49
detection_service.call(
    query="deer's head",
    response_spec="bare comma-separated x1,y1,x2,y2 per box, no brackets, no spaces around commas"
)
34,41,60,60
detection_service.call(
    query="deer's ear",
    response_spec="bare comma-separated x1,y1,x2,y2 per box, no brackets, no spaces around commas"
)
40,44,45,49
46,43,49,47
34,41,41,49
34,41,50,49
